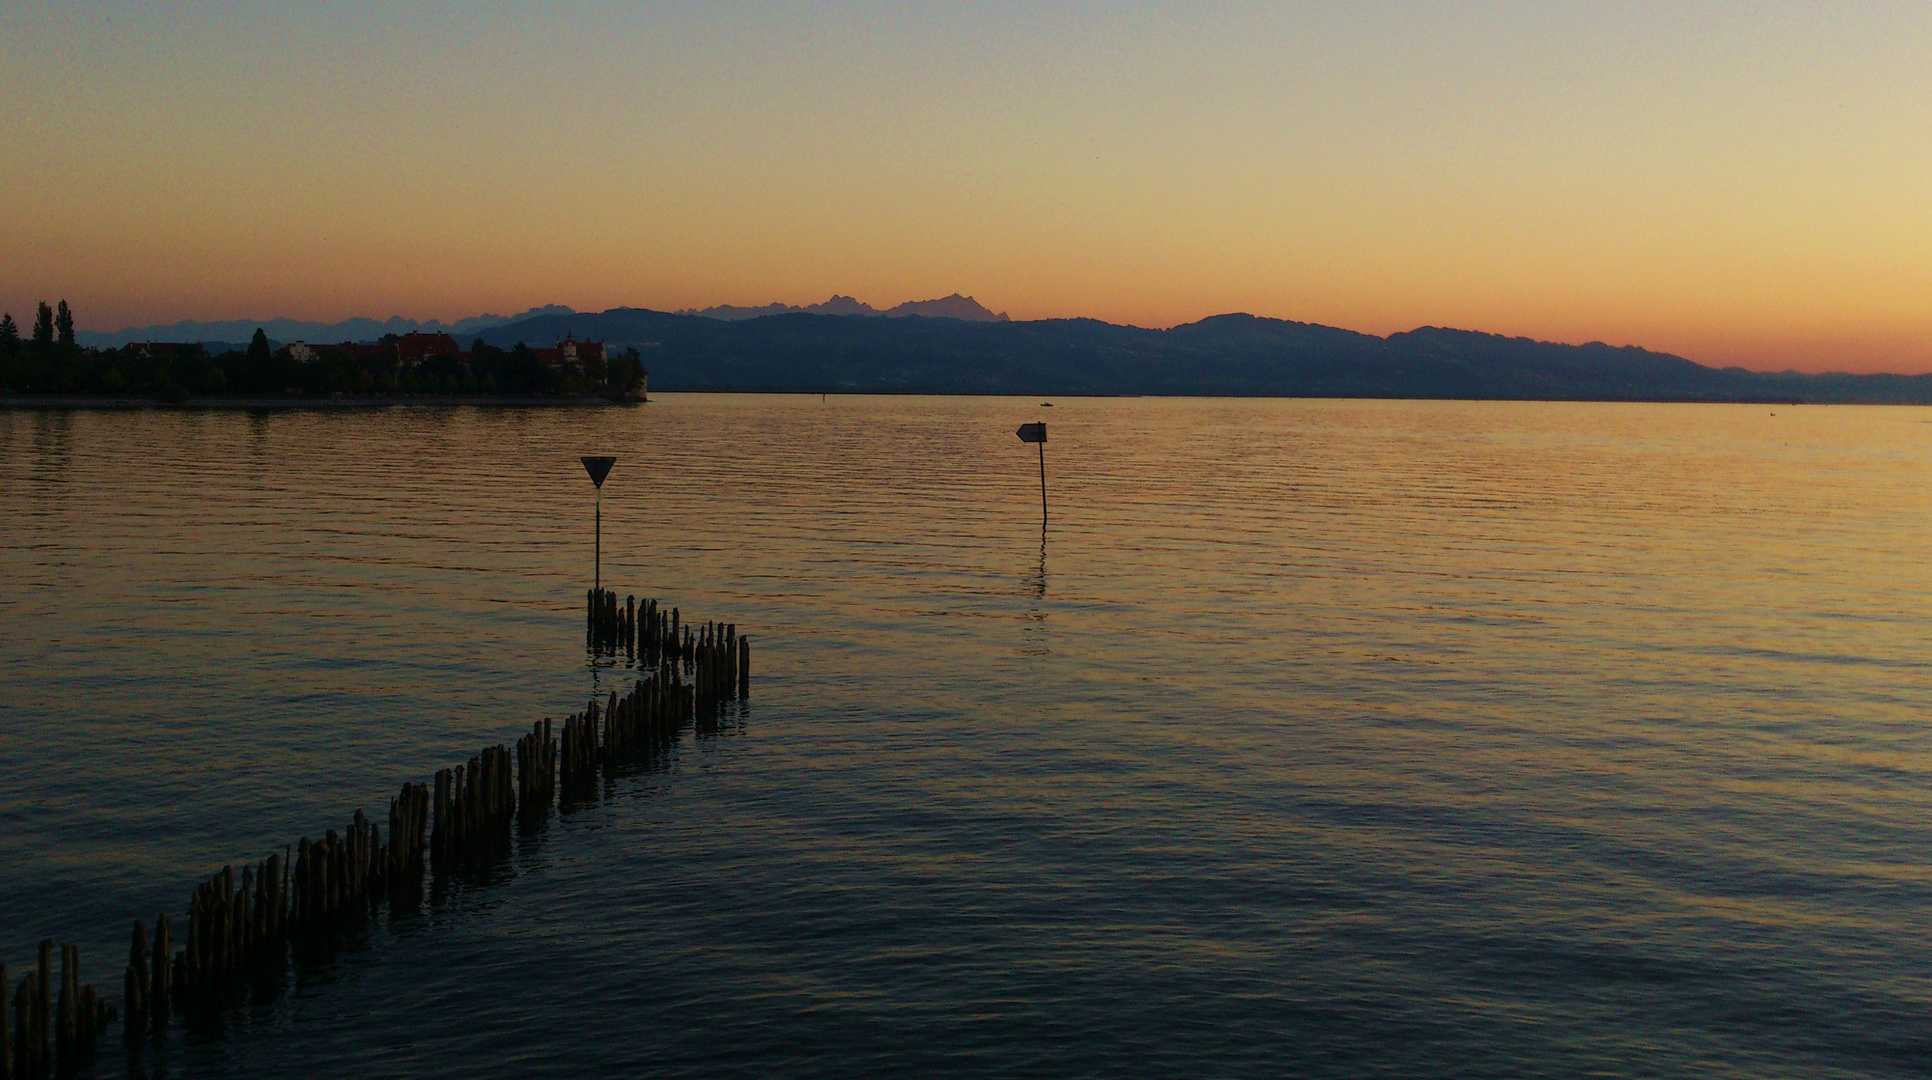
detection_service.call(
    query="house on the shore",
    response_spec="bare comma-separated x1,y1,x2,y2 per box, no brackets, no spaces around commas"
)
531,334,605,369
285,341,391,365
282,333,604,371
270,333,641,394
283,334,459,367
129,342,195,359
394,333,463,366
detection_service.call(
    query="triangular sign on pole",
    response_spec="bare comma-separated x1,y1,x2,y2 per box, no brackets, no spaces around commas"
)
582,456,616,487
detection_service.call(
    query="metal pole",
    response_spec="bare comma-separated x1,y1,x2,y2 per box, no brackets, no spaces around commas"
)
595,489,602,593
1038,441,1047,526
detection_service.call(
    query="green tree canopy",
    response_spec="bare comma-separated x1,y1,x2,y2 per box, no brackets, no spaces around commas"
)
32,302,53,346
0,313,17,347
248,327,271,365
54,300,75,349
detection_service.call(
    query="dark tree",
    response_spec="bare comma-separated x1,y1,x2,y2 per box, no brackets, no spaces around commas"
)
0,313,16,348
55,300,75,349
612,347,645,392
243,327,273,392
32,302,54,346
510,342,549,392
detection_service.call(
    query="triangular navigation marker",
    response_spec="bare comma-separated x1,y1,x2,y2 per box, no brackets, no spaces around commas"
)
582,456,616,487
581,455,617,591
1016,423,1046,444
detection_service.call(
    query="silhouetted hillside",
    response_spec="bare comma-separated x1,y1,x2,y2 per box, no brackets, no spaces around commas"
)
75,306,576,349
469,307,1932,403
678,293,1009,322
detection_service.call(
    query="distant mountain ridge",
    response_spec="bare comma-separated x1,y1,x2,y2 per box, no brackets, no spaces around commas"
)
677,293,1009,322
66,301,1932,402
73,294,1011,347
74,305,577,349
462,306,1932,404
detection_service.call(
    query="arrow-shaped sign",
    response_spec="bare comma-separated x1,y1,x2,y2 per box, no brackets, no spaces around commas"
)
1016,422,1046,444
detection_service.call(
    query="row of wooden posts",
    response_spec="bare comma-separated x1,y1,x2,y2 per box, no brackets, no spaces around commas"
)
587,588,750,705
4,592,750,1077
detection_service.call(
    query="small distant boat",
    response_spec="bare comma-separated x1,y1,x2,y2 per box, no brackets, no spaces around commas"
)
1040,402,1054,407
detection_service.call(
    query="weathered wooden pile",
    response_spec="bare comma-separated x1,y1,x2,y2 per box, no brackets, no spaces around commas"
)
385,783,432,907
132,775,435,1029
559,679,679,800
589,590,749,691
119,920,168,1046
431,748,515,877
588,587,647,656
516,720,557,825
561,612,751,795
9,591,751,1070
6,943,118,1079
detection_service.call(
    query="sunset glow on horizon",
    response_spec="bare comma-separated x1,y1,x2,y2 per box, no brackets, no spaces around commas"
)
4,2,1931,374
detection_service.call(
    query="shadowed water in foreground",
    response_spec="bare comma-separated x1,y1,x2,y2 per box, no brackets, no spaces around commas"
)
3,396,1931,1078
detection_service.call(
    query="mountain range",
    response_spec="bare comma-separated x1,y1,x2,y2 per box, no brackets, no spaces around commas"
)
676,294,1009,322
76,295,1007,348
74,305,577,350
465,307,1932,404
71,301,1932,403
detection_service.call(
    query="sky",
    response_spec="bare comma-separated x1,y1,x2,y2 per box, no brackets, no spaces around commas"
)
3,2,1930,373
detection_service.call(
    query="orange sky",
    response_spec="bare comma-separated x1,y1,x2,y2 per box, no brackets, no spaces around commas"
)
3,4,1930,373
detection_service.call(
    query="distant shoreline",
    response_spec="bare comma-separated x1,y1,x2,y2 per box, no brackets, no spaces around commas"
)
0,391,1843,410
0,394,631,410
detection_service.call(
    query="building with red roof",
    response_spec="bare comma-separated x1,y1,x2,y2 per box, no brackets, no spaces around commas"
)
533,334,605,369
395,333,463,366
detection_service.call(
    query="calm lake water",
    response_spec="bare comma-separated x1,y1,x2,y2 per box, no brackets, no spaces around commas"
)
4,396,1932,1078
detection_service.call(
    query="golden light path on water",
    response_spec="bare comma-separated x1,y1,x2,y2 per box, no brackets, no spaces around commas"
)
3,396,1931,1077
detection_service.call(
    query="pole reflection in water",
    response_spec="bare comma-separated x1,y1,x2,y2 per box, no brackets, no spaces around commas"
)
1020,526,1049,657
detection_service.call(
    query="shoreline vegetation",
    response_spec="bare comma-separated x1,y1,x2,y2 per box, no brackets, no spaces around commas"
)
0,300,646,404
0,395,627,409
11,298,1932,405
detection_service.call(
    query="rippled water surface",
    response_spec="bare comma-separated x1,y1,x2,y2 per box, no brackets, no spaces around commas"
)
5,396,1932,1078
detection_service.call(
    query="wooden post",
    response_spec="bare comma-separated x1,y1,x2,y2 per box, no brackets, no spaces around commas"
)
35,941,50,1074
123,923,146,1044
149,916,169,1029
13,976,28,1080
1038,438,1047,525
56,944,74,1068
739,636,750,698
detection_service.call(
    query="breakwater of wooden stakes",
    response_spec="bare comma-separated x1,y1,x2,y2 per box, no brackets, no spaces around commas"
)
587,587,750,702
5,591,751,1078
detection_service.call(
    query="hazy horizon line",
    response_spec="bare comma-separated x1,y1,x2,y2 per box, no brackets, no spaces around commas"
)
27,296,1928,379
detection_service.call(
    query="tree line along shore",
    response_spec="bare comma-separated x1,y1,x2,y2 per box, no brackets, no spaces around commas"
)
0,301,645,401
17,299,1932,403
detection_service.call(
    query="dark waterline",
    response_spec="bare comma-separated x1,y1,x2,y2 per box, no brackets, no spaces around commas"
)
4,396,1932,1078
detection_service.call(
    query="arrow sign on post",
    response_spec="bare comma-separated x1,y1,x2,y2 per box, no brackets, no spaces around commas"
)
1016,422,1047,526
581,456,617,592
